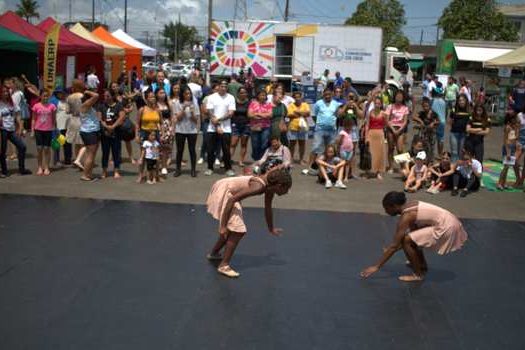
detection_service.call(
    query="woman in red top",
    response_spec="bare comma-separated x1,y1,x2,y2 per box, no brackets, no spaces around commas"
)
366,96,388,180
386,90,409,172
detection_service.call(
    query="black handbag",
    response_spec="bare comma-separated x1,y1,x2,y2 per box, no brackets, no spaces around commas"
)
359,141,371,171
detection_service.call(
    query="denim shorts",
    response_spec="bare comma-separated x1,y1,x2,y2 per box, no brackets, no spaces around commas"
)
502,144,517,157
287,130,308,141
340,150,353,161
312,128,336,154
231,123,251,137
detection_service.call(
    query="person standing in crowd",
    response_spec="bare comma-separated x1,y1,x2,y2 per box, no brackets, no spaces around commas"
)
341,93,363,178
510,79,525,113
188,74,203,102
459,77,472,104
270,92,289,147
135,89,161,183
120,97,137,165
449,94,471,162
304,89,342,174
514,107,525,188
343,77,359,98
205,80,236,176
151,71,170,95
31,90,57,176
173,86,200,177
98,89,126,179
199,83,219,165
445,76,459,118
192,41,204,69
230,87,251,167
67,80,87,170
333,87,346,105
336,117,354,183
244,68,255,97
227,74,243,99
287,91,310,165
55,88,72,166
78,90,100,181
413,97,439,162
385,90,409,173
421,73,432,99
265,77,278,95
86,66,100,91
497,114,520,190
141,131,160,184
365,95,388,180
269,84,295,107
248,89,273,162
334,71,344,89
318,69,330,91
475,86,486,106
465,104,491,164
0,86,31,177
431,83,447,156
155,87,173,176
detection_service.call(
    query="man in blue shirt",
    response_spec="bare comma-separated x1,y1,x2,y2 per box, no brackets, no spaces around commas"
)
431,83,447,156
151,71,170,94
334,71,344,89
303,89,342,174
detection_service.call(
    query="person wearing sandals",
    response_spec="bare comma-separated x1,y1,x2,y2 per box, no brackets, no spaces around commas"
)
230,87,251,167
78,90,100,181
361,191,468,282
206,166,292,278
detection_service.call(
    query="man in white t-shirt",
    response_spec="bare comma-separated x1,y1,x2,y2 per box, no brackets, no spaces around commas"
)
86,66,100,90
188,74,203,103
205,80,236,176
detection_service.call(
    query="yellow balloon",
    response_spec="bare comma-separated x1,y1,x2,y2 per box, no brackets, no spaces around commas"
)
57,134,66,146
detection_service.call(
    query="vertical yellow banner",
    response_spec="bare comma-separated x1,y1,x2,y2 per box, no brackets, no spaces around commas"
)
43,23,60,93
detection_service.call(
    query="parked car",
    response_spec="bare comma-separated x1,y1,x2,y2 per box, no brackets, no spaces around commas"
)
142,61,156,70
168,64,192,79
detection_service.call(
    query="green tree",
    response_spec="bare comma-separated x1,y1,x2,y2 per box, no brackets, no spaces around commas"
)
345,0,409,50
15,0,40,23
162,21,199,60
438,0,519,42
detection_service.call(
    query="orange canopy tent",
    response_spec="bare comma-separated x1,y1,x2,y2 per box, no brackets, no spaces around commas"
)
92,26,142,78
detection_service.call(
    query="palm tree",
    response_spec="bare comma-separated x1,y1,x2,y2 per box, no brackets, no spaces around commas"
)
15,0,40,23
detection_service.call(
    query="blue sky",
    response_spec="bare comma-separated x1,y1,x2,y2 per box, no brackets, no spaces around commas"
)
1,0,524,44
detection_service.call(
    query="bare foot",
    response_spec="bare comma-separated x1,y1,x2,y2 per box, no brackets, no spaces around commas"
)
398,274,424,282
74,161,84,171
377,174,383,181
113,172,121,179
43,169,51,176
36,168,43,176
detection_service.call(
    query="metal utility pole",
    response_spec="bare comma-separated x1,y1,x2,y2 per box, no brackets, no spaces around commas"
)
91,0,95,30
68,0,72,22
284,0,290,22
124,0,128,32
208,0,213,39
175,12,181,62
419,29,424,45
435,25,440,44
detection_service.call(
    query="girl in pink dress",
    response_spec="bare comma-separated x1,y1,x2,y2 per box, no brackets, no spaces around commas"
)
206,166,292,278
361,191,468,282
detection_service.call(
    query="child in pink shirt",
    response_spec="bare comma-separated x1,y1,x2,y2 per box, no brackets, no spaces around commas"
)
31,90,56,175
337,117,354,182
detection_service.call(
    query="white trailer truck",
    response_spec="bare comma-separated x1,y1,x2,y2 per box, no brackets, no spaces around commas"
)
209,20,412,89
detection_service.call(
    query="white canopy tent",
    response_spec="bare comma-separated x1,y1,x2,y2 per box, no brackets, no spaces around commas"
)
454,45,513,63
112,29,157,57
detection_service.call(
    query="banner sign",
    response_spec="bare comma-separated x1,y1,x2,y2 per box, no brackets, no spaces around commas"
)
43,23,60,93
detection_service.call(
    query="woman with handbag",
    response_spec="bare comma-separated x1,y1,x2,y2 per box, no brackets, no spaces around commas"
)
286,91,310,165
365,96,388,180
248,90,273,161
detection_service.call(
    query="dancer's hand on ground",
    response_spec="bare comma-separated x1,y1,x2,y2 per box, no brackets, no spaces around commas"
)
360,265,379,278
269,228,283,236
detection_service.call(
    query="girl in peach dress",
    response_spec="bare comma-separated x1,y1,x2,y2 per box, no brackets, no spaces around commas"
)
361,191,468,282
206,166,292,278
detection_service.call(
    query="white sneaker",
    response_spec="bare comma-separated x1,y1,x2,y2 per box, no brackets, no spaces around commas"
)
301,169,309,175
335,180,347,189
215,159,220,166
197,158,204,165
161,168,168,175
204,169,213,176
226,169,236,177
325,180,333,189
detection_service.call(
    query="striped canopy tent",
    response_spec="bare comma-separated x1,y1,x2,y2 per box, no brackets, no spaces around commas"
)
38,18,105,88
69,23,124,82
92,26,142,78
